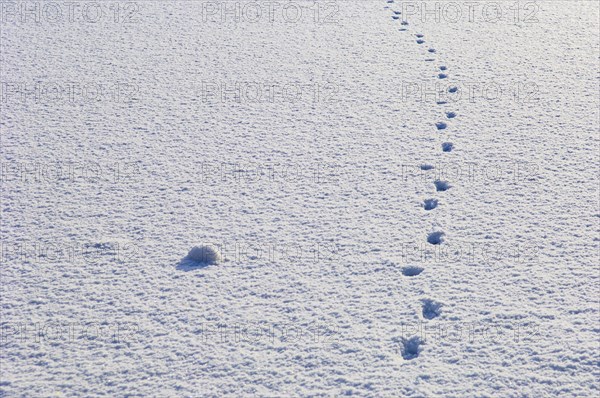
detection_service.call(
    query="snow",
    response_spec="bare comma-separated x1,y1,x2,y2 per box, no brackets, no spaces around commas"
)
180,246,222,268
1,0,599,397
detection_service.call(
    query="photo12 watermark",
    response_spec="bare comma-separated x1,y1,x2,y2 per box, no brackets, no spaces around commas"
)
394,318,543,359
395,1,540,25
201,1,340,24
199,321,340,345
399,319,541,344
1,321,141,344
400,161,541,186
179,241,341,267
0,241,142,265
398,241,540,265
1,161,142,184
0,1,141,24
401,81,540,104
199,81,338,104
1,81,140,104
198,161,345,185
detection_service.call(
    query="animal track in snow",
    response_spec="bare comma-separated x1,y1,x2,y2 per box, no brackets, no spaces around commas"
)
422,299,443,319
438,73,448,79
402,266,424,276
420,164,434,170
427,231,445,245
416,39,425,44
392,15,399,20
399,28,408,31
434,180,451,191
448,86,458,93
446,111,457,118
401,21,409,25
423,198,438,210
393,11,401,15
425,58,435,62
435,122,447,130
442,142,454,152
440,66,447,71
400,336,424,360
416,33,424,38
436,101,447,105
428,48,436,53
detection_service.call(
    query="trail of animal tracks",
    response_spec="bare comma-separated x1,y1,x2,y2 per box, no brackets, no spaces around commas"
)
1,1,598,396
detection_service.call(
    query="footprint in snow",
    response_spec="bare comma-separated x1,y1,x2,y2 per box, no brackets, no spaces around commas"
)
427,231,445,245
446,111,457,118
416,39,425,44
438,73,448,79
422,299,443,319
423,198,438,210
448,86,458,93
442,142,454,152
400,336,424,360
440,66,447,71
402,266,424,276
434,180,451,191
436,122,447,130
428,48,436,53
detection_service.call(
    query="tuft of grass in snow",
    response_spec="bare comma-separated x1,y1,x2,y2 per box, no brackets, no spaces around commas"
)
181,245,222,267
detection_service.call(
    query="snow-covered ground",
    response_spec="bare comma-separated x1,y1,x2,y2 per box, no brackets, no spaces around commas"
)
1,0,599,396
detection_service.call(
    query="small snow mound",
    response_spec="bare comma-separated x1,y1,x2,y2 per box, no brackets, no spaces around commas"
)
184,245,221,266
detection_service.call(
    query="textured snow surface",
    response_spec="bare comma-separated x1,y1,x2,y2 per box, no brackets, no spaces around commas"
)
1,0,599,396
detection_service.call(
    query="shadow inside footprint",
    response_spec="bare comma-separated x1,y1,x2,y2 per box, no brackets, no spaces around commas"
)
416,33,424,38
416,39,425,44
428,48,436,53
402,266,424,276
438,73,448,79
427,231,445,245
400,336,424,360
422,299,443,319
446,111,457,118
440,66,447,71
434,180,450,191
442,142,454,152
423,198,438,210
436,122,447,130
448,86,458,93
420,164,434,170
